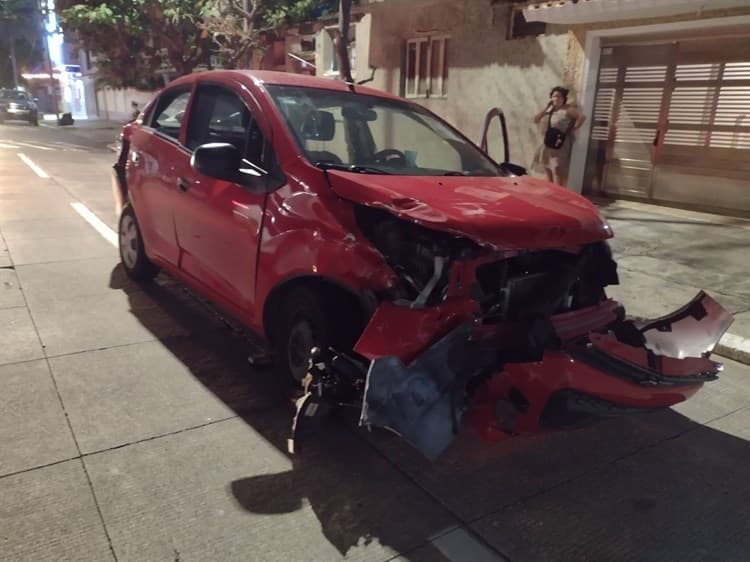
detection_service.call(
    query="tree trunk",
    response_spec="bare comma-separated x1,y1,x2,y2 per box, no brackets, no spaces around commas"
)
336,0,353,83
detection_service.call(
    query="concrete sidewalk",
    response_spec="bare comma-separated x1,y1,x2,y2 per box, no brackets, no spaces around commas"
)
3,143,750,561
40,116,124,152
594,198,750,365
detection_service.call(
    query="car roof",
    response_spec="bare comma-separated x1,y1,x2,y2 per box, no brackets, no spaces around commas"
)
170,70,404,102
0,89,29,98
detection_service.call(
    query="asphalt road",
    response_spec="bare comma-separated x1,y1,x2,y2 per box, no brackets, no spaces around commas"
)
2,119,750,562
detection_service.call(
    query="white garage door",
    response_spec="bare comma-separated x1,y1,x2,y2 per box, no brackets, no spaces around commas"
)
586,34,750,215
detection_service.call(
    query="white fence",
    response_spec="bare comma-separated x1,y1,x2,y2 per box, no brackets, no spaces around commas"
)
96,87,157,121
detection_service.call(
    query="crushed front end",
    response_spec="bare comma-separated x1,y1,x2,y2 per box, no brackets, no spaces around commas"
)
290,206,732,460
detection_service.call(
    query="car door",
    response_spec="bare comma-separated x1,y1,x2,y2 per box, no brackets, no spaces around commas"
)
128,85,193,266
173,81,271,317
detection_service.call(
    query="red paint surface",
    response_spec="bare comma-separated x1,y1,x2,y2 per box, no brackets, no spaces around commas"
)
121,70,725,446
468,352,703,444
326,172,613,249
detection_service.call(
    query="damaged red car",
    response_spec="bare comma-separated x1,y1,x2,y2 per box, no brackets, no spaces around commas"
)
113,70,733,460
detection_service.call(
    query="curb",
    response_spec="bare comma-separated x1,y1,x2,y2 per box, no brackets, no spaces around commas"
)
715,333,750,366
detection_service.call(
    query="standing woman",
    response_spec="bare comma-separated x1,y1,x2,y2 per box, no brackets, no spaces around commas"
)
532,86,586,187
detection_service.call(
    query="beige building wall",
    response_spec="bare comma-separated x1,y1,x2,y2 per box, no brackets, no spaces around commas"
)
365,0,577,170
361,0,750,180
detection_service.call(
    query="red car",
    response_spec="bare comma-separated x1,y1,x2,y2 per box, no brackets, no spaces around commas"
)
113,70,732,459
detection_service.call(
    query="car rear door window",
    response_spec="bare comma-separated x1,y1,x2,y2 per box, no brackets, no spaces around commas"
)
150,88,191,141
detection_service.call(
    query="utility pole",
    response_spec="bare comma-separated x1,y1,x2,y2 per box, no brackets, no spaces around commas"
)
1,7,19,88
10,34,18,88
335,0,352,84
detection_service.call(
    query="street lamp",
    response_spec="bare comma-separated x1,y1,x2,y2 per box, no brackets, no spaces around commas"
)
38,0,60,121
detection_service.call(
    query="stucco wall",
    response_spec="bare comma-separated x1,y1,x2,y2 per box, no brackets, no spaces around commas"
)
363,0,750,173
366,0,575,169
96,88,157,122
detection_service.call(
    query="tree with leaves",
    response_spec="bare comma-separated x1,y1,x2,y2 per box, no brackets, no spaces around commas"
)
59,0,343,88
201,0,335,70
58,0,212,88
0,0,45,87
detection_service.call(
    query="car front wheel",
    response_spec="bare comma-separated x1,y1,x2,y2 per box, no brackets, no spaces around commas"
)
273,288,330,384
118,203,158,281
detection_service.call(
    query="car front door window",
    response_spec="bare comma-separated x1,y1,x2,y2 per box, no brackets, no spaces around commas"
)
187,85,259,155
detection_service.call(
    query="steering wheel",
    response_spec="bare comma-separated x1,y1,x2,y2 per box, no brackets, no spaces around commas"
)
371,148,407,167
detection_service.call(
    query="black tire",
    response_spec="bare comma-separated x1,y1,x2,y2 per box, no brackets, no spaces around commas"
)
272,287,330,384
118,203,159,281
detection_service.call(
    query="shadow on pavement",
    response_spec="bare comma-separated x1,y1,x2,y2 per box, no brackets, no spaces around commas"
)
110,263,750,561
109,263,454,560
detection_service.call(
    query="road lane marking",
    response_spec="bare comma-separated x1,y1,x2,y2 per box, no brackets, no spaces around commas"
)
1,139,87,151
70,202,118,247
14,141,55,151
17,152,50,178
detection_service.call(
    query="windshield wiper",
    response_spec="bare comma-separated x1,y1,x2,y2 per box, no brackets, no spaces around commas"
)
442,170,498,177
315,161,390,175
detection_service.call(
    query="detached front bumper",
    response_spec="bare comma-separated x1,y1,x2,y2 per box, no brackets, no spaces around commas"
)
356,292,732,460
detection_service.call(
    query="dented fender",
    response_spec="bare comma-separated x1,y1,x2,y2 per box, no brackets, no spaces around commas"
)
253,187,398,333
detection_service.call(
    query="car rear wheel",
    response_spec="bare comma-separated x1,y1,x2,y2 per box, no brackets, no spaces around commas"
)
273,287,330,384
119,203,158,281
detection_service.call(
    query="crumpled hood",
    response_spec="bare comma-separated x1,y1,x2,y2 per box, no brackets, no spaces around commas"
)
327,171,612,249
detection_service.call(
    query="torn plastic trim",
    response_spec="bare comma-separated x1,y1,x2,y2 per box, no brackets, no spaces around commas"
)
569,337,722,387
550,298,623,342
638,291,733,359
564,292,731,386
359,321,497,461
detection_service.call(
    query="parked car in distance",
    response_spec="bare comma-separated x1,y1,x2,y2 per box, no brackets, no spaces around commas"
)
0,89,39,126
113,70,732,460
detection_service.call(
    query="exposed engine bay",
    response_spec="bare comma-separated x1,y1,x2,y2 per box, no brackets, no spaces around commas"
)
289,207,733,460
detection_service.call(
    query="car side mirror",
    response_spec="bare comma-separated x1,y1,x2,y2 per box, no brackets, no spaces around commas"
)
191,143,241,182
500,162,527,176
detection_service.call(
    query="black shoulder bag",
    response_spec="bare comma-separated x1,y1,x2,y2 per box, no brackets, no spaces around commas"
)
544,110,572,150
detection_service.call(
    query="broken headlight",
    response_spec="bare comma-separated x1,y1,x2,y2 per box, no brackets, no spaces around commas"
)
354,205,479,305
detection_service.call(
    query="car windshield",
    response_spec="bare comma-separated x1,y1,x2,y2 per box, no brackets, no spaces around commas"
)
0,89,30,101
266,85,501,176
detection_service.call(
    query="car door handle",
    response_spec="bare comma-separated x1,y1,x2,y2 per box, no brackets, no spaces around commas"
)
178,177,191,192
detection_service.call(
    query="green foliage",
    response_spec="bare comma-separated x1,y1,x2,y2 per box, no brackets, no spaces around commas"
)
59,0,336,87
59,0,211,88
261,0,335,29
0,0,45,86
